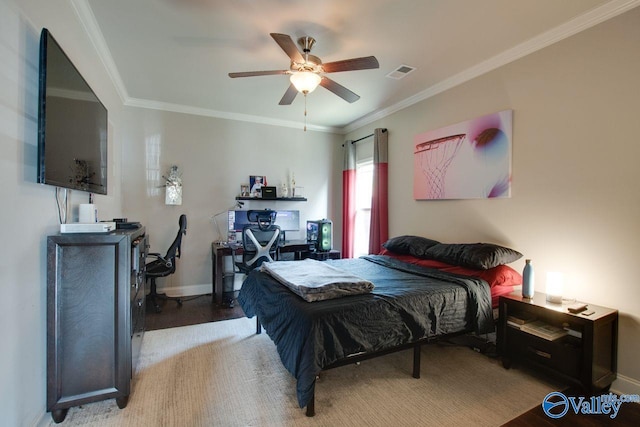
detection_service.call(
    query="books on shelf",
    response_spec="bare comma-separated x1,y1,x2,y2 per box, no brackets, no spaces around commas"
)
562,323,583,339
520,320,568,341
506,312,537,329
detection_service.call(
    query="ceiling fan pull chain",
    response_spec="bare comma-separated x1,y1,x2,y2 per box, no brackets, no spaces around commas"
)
304,94,308,132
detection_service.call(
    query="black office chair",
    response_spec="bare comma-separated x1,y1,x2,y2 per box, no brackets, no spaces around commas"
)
146,214,187,313
226,210,281,307
236,210,281,272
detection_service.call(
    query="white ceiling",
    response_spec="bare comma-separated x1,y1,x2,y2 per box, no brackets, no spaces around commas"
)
76,0,637,133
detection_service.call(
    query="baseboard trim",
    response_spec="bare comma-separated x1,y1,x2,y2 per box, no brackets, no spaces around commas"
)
158,273,247,298
158,283,212,297
611,373,640,396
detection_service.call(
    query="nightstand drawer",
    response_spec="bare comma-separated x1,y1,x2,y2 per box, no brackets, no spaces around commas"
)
507,328,581,377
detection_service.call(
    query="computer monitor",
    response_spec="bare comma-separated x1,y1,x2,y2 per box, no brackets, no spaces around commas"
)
228,210,250,232
227,210,300,232
274,210,300,231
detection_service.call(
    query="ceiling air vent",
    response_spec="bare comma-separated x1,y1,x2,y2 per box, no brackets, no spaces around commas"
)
386,64,416,80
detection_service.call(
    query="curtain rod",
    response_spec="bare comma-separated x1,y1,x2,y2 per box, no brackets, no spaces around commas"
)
351,133,374,144
345,128,387,146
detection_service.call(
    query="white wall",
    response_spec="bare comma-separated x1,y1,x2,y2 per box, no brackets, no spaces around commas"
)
4,0,639,424
1,1,339,422
118,107,341,296
345,7,640,394
0,0,125,425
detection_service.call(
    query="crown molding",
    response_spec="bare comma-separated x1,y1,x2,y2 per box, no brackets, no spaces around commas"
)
71,0,128,104
124,97,340,133
73,1,339,133
73,0,640,135
343,0,640,134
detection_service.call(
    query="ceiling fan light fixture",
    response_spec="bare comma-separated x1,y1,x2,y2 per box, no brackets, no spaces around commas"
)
290,71,321,94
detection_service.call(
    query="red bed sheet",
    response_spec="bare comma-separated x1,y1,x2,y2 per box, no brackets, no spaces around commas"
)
379,249,522,307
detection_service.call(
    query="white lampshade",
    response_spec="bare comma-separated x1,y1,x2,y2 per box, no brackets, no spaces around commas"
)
546,272,564,304
290,71,321,94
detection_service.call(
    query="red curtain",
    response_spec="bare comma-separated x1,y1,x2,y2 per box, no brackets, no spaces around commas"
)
342,142,356,258
368,128,389,254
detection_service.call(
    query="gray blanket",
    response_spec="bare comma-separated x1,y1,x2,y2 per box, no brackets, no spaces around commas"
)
259,259,374,302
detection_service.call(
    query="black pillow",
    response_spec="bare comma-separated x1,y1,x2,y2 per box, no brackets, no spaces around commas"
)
424,243,522,270
382,235,440,258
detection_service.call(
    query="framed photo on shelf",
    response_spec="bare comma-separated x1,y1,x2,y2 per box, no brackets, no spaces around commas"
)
249,175,266,197
240,184,250,197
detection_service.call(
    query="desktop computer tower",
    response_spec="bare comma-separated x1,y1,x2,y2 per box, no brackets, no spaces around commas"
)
306,219,332,252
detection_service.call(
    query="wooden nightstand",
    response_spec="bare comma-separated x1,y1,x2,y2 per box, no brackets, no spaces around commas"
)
497,292,618,393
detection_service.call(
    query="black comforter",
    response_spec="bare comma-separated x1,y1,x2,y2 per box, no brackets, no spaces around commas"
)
237,255,493,409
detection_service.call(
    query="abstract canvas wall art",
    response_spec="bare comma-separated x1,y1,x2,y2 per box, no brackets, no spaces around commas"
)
413,110,513,200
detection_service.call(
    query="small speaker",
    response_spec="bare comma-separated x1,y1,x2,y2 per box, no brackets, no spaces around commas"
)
306,219,332,252
261,186,276,199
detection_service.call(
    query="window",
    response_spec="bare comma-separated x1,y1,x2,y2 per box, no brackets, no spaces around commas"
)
353,161,373,258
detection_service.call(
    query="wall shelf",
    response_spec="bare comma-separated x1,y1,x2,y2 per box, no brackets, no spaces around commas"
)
236,197,307,202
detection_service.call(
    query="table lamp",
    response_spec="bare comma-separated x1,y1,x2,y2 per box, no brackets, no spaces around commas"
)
546,271,564,304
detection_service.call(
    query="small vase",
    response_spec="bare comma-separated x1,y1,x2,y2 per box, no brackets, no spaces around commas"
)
522,259,534,298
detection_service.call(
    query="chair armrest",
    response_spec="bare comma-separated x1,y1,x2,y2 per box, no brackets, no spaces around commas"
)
147,252,172,268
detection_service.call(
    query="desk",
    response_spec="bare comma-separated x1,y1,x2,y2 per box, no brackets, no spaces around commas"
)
211,240,314,305
306,250,341,261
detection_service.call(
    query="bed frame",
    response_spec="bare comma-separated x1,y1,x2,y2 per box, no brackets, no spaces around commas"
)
241,256,494,417
254,316,468,417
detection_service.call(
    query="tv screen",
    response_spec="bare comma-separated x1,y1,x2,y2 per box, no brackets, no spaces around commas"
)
37,28,108,194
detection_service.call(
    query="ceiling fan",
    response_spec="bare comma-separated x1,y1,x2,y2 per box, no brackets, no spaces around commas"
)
229,33,379,105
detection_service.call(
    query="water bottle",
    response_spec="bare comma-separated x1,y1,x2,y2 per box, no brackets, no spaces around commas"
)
522,259,534,298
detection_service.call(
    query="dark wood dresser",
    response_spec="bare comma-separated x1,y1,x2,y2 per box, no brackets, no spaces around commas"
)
46,227,147,423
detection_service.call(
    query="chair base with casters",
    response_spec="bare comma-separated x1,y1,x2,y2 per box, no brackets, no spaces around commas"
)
146,277,183,313
221,286,237,308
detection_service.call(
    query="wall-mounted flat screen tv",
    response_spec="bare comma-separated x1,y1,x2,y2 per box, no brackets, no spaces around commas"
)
37,28,108,194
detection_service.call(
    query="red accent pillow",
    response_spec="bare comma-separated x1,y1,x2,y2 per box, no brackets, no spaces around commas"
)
378,250,522,307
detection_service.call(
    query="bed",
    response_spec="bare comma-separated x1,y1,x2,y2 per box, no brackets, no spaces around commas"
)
237,236,522,416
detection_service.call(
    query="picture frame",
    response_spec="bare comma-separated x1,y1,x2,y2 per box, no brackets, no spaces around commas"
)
240,184,250,197
249,175,266,197
413,109,513,200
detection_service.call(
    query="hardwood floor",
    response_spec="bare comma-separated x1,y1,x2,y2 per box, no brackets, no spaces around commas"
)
145,293,639,426
145,293,244,331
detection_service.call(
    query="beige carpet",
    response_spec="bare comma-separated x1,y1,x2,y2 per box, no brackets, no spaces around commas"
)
49,317,561,426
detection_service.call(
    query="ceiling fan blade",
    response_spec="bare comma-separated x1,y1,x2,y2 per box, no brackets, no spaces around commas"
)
270,33,304,63
229,70,288,78
279,84,298,105
322,56,380,73
320,77,360,103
